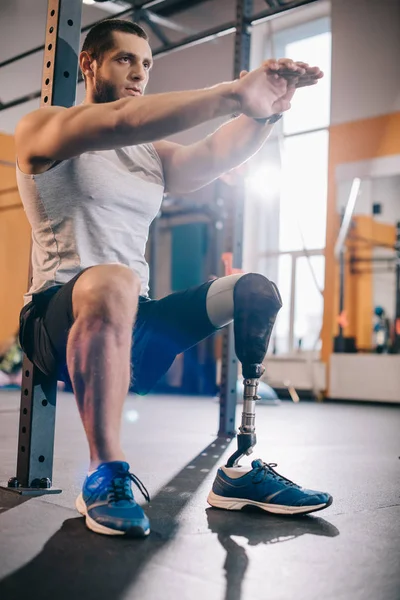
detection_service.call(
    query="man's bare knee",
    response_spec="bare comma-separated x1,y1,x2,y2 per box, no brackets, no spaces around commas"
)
72,264,140,324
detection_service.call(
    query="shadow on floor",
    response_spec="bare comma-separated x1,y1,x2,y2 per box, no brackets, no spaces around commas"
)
0,437,339,600
0,436,231,599
0,490,31,515
207,506,340,600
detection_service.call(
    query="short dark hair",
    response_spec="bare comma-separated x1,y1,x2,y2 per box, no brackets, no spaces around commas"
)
81,18,148,72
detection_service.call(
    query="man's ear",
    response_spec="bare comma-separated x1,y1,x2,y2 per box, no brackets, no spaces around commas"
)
80,51,95,80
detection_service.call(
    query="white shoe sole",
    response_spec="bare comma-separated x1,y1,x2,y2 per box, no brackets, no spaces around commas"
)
76,493,150,537
207,490,330,515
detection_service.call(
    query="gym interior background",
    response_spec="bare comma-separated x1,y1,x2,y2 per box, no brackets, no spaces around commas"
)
0,0,399,599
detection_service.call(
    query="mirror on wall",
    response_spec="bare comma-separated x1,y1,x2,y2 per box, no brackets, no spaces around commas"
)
335,172,400,354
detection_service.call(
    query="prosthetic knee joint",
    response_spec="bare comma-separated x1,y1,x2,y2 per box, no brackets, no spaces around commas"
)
226,273,282,467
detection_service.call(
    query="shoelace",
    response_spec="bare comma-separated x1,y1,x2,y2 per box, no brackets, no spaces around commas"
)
98,469,151,504
252,462,300,488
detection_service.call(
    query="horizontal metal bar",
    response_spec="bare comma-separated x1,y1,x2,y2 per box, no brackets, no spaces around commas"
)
284,125,328,139
258,248,325,258
143,0,207,15
0,43,47,70
251,0,318,26
141,10,170,46
152,22,237,58
0,159,16,167
0,91,42,112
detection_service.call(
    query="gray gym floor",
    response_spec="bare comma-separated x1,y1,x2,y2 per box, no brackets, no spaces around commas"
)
0,389,399,600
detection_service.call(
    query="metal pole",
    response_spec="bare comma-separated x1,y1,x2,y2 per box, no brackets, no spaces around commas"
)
2,0,83,496
219,0,253,437
336,246,345,352
289,254,297,352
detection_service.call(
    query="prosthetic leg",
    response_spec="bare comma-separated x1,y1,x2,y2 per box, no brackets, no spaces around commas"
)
225,274,282,467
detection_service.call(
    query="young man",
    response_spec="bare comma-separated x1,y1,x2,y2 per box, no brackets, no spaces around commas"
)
16,19,331,538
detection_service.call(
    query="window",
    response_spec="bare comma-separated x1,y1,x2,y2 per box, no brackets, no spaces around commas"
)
255,18,331,354
283,30,332,135
294,255,325,351
275,254,292,354
279,130,329,252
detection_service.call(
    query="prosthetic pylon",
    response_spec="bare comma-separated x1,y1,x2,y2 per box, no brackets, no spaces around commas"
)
225,274,282,467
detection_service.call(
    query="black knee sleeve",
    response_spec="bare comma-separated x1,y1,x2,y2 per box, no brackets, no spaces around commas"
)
233,273,282,378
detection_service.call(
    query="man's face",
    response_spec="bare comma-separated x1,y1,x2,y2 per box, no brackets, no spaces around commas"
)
89,31,153,103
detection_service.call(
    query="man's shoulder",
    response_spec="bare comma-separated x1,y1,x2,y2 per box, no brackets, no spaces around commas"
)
16,106,66,137
16,107,67,172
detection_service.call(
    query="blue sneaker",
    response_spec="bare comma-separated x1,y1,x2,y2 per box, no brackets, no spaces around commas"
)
207,459,332,516
75,461,150,536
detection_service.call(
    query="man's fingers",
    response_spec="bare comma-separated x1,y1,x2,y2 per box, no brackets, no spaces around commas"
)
296,76,321,88
277,58,306,74
295,61,309,69
239,70,248,79
301,65,324,78
262,59,279,71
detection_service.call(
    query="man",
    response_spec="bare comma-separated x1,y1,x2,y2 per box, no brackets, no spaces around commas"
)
16,18,331,538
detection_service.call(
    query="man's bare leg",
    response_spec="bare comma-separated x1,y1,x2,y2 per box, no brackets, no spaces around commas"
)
66,264,140,471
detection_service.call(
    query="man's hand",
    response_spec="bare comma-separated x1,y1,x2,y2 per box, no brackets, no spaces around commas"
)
234,58,323,118
270,59,324,113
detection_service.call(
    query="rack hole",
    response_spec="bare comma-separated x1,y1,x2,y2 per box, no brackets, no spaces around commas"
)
21,446,25,452
68,19,73,26
22,427,26,434
42,399,48,407
49,26,54,33
39,456,45,463
25,370,30,377
63,71,69,78
48,44,52,51
23,408,27,415
45,78,50,85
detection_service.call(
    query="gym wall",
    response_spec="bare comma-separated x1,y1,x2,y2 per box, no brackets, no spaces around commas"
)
0,133,31,345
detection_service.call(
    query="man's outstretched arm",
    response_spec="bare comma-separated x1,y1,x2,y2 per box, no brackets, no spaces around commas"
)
155,60,323,194
154,113,275,194
16,58,294,169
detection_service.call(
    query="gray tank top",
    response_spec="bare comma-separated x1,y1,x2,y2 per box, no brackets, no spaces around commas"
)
16,143,164,303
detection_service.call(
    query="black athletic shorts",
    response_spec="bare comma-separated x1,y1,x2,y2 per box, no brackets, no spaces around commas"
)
19,269,217,395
